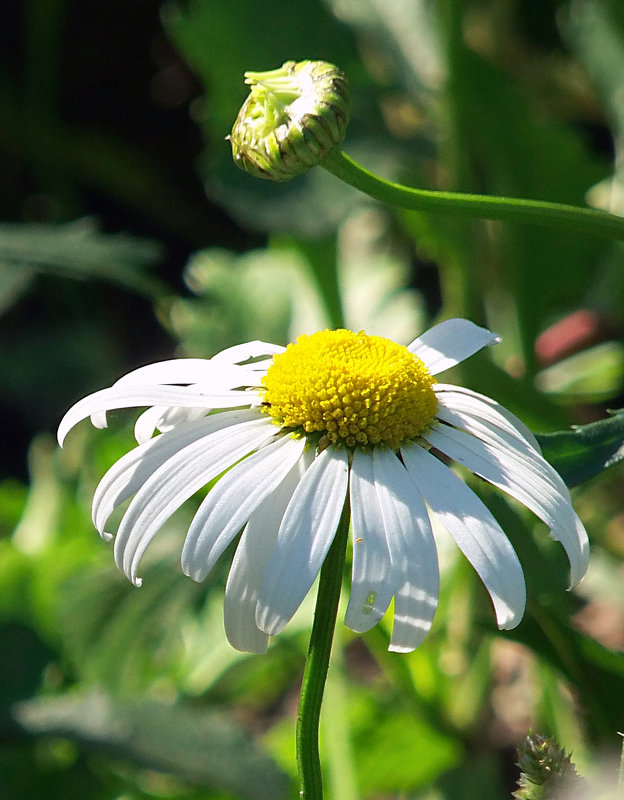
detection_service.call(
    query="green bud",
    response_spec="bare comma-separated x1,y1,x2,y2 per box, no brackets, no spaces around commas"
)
228,60,350,182
513,732,585,800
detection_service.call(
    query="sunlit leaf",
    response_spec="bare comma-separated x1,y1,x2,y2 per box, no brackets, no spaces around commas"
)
481,491,624,742
537,410,624,487
13,690,290,800
535,342,624,404
508,606,624,741
0,218,164,304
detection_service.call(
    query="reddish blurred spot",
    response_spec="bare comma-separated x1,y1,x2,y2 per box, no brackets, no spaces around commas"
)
535,309,604,366
573,600,624,651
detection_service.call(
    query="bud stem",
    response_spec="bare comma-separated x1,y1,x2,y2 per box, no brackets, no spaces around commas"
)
322,147,624,241
296,498,350,800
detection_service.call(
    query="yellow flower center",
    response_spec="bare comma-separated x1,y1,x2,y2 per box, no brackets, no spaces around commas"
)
261,330,438,450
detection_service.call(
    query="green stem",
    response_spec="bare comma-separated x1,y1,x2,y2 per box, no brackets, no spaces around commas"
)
322,148,624,241
296,498,350,800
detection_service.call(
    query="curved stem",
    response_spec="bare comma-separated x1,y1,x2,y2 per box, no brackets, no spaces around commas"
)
296,497,350,800
322,148,624,241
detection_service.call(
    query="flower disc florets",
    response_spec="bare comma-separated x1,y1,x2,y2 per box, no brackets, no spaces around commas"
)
261,329,438,450
229,59,350,182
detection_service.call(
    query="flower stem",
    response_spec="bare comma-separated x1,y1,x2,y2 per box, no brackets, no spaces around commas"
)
322,148,624,241
296,498,350,800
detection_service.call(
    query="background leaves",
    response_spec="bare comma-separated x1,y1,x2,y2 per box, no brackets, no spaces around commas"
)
2,1,624,798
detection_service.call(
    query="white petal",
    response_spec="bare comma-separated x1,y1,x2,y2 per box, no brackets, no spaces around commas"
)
345,449,394,632
435,383,540,450
113,417,275,585
90,411,108,429
113,359,255,389
210,340,285,365
224,448,314,653
134,406,170,444
408,319,500,375
256,445,350,636
425,424,589,586
402,443,526,630
134,405,209,443
436,405,538,460
58,385,261,446
92,409,259,536
372,449,439,652
181,435,307,581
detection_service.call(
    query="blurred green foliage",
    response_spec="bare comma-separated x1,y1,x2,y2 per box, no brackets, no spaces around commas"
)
3,0,624,798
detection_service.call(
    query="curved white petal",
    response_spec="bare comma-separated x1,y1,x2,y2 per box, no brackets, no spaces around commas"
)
433,420,563,498
89,411,108,429
113,417,275,585
435,383,540,450
93,409,260,536
224,448,315,654
134,406,169,444
408,319,500,375
113,359,255,389
181,435,307,581
402,443,526,630
373,448,439,652
425,424,589,586
210,340,285,365
58,385,261,446
256,445,350,636
436,405,538,461
133,405,209,444
345,449,394,632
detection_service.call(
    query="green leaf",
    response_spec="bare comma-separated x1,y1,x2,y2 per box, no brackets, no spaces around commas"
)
0,623,54,710
508,605,624,742
535,342,624,404
0,218,164,305
536,410,624,487
352,706,461,792
13,690,290,800
481,491,624,743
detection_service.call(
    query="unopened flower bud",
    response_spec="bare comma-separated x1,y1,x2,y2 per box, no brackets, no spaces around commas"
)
513,732,585,799
228,59,350,182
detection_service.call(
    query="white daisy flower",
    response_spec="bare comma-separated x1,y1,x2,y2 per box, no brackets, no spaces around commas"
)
58,319,589,654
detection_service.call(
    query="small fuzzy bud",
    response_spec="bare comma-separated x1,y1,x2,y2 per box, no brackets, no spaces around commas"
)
513,732,585,799
228,60,350,182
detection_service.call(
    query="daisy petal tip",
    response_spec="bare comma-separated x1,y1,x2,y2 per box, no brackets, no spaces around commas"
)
567,560,589,591
388,642,417,654
182,563,207,584
181,549,212,583
133,576,143,588
569,565,588,591
100,530,114,543
495,606,524,631
243,641,269,655
90,413,108,430
227,634,269,656
56,418,73,448
564,520,590,589
255,606,287,637
57,407,107,447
